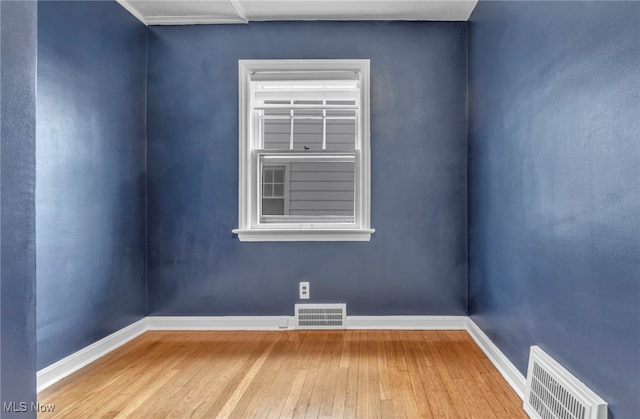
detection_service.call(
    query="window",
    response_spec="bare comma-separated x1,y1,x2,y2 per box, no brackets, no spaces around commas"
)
261,165,287,216
233,60,374,241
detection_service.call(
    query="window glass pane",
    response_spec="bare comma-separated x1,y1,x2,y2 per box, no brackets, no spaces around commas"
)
259,156,355,223
293,100,322,117
326,119,356,151
263,183,272,197
326,100,356,117
325,110,356,117
263,100,291,115
326,100,356,151
326,100,356,105
264,169,273,182
273,184,284,197
263,100,291,150
264,109,290,116
289,160,355,217
262,198,285,216
292,119,323,150
294,110,323,116
263,119,291,150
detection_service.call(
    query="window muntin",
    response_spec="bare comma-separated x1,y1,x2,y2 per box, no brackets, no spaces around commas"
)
234,60,373,241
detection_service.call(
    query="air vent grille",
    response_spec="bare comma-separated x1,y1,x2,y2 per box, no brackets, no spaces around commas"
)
295,304,346,329
524,346,607,419
529,362,586,419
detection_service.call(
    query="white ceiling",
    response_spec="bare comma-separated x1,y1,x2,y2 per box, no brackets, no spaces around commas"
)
117,0,478,25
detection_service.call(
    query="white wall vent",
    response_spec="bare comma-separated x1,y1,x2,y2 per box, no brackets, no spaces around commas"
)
524,346,607,419
294,303,346,329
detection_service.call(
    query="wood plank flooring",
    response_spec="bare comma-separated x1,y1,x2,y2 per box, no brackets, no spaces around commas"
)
38,330,527,418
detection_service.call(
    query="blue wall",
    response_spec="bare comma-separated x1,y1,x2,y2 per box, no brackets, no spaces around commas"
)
468,2,640,418
36,1,148,369
0,0,37,415
147,22,468,316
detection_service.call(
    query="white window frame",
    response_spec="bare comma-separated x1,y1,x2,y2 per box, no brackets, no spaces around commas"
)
233,59,374,242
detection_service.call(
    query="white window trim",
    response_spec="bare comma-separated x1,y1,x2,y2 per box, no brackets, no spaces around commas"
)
233,59,374,242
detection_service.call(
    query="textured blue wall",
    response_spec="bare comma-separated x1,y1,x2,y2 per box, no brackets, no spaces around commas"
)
468,2,640,418
36,1,147,369
0,0,37,415
147,22,468,316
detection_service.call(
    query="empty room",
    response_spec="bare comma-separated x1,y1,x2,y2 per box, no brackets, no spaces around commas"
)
0,0,638,418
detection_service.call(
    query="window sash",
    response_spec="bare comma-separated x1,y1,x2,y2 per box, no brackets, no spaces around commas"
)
255,152,358,228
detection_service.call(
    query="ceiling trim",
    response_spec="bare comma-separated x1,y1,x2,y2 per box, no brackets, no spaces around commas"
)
227,0,248,23
145,15,248,25
116,0,148,26
117,0,477,26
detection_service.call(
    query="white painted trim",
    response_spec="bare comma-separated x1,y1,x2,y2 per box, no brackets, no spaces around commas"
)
238,61,252,237
115,0,148,26
233,228,374,242
115,0,478,24
359,60,372,230
148,315,465,331
227,0,248,23
145,15,248,25
348,315,467,330
466,318,527,400
119,0,248,25
37,318,147,392
147,316,294,331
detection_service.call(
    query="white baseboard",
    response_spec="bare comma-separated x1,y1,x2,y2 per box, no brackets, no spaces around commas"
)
347,315,467,330
146,315,467,331
146,316,294,331
37,318,147,392
37,314,526,404
466,318,526,400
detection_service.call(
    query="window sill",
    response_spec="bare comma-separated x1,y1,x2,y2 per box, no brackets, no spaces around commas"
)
232,228,375,242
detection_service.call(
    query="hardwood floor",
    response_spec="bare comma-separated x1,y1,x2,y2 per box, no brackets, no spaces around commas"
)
38,330,527,418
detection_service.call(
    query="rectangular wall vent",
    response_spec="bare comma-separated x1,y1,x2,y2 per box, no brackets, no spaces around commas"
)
524,346,607,419
294,303,346,329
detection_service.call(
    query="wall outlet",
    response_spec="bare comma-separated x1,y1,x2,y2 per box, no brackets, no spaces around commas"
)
299,282,310,299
